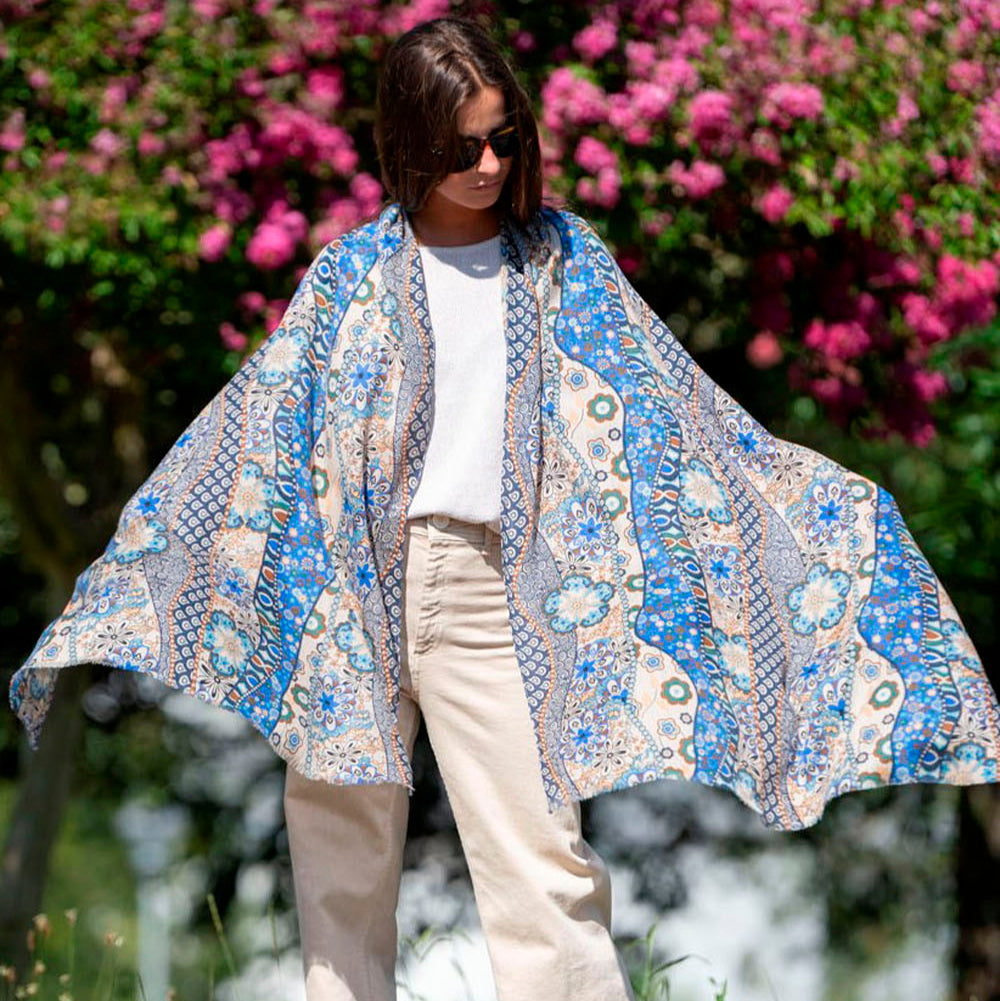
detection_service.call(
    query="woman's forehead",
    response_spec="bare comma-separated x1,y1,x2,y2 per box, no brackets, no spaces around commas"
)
455,86,507,134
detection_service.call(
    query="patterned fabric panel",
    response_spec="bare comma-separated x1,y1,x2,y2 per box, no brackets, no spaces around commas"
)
9,201,1000,832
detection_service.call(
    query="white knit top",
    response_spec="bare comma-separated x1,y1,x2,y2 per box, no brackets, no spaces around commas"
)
407,233,505,533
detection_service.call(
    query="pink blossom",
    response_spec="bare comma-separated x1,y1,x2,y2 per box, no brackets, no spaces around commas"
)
306,66,344,109
132,9,164,39
748,129,781,166
91,128,125,158
758,184,795,224
160,164,185,186
511,30,536,53
27,68,50,89
100,80,129,122
746,330,783,368
946,59,986,94
901,293,950,344
246,221,296,270
574,136,618,174
639,211,672,237
625,40,657,78
199,223,232,262
263,199,309,243
958,212,975,237
573,19,618,63
219,322,248,352
885,90,919,137
760,82,824,129
907,8,936,33
975,90,1000,162
630,80,674,121
947,156,974,184
833,157,860,182
238,291,267,316
688,90,737,154
137,131,165,156
595,166,621,207
192,0,226,18
0,108,25,152
666,159,725,199
911,368,948,402
269,50,306,76
381,0,451,36
541,68,607,132
264,298,289,334
804,318,871,360
349,172,384,217
893,209,914,239
936,254,999,328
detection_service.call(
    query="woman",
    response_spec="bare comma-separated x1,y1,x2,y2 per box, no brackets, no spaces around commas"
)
281,18,639,1001
10,14,1000,1001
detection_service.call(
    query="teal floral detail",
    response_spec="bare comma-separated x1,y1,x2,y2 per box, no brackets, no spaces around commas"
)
257,326,306,386
111,516,168,564
679,457,731,524
227,461,274,531
206,610,253,676
786,563,851,634
334,618,376,673
586,393,618,422
543,575,614,632
713,628,751,692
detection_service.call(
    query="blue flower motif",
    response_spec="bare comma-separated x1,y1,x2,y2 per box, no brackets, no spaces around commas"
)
340,341,389,414
786,563,851,634
722,411,777,474
801,478,856,546
559,496,606,559
703,544,743,598
136,492,161,516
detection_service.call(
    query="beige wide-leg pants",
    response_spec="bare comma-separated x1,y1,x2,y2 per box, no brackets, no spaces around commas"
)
283,513,636,1001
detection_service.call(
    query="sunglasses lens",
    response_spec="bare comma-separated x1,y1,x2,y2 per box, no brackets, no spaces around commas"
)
452,125,518,172
491,127,518,157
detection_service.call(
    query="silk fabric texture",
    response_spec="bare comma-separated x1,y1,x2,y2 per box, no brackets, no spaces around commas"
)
10,202,1000,831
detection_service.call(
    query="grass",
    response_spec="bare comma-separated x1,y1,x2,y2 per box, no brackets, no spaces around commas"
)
1,900,728,1001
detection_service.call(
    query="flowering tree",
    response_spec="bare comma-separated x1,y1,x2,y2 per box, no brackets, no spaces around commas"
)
0,0,998,983
2,0,997,440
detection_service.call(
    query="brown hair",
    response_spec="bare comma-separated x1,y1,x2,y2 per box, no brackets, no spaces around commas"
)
374,16,544,228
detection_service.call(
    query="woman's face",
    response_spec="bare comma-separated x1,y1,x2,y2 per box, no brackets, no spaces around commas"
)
432,85,514,213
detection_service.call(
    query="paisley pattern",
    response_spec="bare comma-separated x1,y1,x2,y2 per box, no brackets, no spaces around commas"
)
9,202,1000,831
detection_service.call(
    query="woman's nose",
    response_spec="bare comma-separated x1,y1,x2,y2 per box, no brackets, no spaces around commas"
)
477,141,502,174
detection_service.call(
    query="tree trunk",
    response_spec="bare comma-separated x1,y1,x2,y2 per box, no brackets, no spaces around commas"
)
955,784,1000,1001
0,664,93,974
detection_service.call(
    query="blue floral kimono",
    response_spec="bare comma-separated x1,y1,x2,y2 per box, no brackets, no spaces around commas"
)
10,201,1000,831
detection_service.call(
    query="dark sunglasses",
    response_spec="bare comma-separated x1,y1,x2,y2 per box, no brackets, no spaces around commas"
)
434,119,520,173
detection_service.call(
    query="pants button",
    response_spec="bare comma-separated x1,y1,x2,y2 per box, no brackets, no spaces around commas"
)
430,513,450,529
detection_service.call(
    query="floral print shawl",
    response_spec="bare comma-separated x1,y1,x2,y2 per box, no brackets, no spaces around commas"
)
10,201,1000,831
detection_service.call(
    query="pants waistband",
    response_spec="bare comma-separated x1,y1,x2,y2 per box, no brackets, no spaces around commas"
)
406,514,498,544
